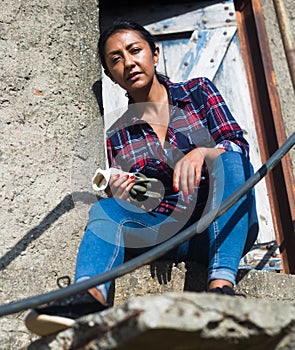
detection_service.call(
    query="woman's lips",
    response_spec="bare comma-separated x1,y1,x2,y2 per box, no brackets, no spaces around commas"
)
128,72,141,81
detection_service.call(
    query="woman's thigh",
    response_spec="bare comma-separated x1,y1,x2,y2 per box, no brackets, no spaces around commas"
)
87,198,180,249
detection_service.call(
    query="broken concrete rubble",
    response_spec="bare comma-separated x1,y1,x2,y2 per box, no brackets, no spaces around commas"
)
25,291,295,350
23,268,295,350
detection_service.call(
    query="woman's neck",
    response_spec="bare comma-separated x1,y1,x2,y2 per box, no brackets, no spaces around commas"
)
130,76,168,104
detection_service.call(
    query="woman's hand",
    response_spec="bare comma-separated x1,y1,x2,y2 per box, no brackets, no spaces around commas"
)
105,174,135,200
173,147,225,202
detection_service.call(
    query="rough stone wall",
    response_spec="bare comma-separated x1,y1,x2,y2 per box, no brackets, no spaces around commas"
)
0,1,294,349
261,0,295,171
0,1,102,348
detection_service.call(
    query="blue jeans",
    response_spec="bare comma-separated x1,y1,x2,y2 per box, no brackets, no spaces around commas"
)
75,152,258,300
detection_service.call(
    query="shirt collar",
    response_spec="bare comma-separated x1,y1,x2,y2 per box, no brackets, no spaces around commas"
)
127,78,192,124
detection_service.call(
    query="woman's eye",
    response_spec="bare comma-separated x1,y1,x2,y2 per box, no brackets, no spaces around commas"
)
112,56,121,64
131,47,141,54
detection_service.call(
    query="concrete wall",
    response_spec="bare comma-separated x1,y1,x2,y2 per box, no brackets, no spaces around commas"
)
0,0,103,348
261,0,295,170
0,0,294,349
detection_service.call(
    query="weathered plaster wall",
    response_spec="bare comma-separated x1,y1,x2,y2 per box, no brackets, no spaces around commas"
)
261,0,295,171
0,1,102,348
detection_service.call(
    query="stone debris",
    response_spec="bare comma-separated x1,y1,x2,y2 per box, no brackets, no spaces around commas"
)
25,291,295,350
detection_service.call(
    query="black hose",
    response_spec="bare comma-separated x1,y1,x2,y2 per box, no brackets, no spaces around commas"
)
0,132,294,317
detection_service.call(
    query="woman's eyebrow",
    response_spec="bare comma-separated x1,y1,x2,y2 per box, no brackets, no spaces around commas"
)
107,42,141,56
106,49,121,56
126,41,141,49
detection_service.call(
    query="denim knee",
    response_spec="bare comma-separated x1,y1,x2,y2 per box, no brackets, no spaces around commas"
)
89,197,145,224
214,151,253,181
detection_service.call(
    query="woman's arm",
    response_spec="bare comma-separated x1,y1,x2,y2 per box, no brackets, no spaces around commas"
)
105,134,136,200
192,77,249,158
173,147,225,202
172,78,248,200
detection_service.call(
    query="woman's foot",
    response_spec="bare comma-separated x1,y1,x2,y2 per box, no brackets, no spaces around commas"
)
208,279,233,290
207,279,235,296
25,290,109,336
207,285,236,296
207,279,245,297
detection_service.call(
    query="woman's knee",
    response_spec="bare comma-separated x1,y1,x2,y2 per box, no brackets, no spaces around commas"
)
214,151,253,180
89,197,145,224
90,197,133,216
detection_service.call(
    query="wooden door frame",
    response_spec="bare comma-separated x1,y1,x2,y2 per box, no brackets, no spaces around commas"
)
235,0,295,274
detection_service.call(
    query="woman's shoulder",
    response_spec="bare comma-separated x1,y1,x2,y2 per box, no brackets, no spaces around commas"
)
106,108,138,138
166,77,216,101
167,77,213,91
106,115,128,136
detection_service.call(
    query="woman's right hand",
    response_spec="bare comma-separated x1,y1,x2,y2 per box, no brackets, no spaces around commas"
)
105,174,135,200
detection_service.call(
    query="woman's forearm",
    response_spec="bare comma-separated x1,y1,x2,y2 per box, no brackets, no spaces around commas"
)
198,147,226,163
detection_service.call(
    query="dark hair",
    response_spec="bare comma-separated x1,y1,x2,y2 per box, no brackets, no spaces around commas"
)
98,19,158,73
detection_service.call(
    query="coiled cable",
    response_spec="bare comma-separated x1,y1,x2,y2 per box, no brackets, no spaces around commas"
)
0,132,294,317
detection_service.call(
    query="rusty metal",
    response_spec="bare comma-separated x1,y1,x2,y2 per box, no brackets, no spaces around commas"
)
235,0,295,274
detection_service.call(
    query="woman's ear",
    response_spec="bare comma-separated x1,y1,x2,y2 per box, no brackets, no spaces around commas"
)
153,46,160,67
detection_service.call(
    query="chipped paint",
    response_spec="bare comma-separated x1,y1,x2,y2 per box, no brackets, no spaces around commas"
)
146,0,236,35
101,0,278,270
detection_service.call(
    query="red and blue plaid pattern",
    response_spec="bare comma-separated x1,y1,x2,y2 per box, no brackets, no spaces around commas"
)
106,77,249,216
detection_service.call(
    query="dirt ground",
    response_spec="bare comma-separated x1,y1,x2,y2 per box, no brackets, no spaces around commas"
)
0,0,294,349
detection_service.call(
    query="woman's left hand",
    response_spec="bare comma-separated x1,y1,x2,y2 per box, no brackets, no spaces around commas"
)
105,174,135,200
173,147,225,202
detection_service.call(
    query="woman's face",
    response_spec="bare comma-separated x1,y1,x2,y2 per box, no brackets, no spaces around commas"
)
104,30,159,95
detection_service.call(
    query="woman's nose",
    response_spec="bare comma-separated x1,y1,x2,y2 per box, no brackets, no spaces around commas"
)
124,53,135,68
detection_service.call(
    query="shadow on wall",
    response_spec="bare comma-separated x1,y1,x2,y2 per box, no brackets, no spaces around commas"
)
0,80,105,272
0,191,276,289
0,192,100,271
92,80,104,116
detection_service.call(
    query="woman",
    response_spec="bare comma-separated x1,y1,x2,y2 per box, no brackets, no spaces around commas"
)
25,19,259,336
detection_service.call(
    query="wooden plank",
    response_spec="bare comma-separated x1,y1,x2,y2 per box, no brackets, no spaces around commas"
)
213,32,275,243
239,241,281,271
163,27,237,82
156,41,167,78
161,37,190,80
235,0,295,274
145,1,236,36
102,72,128,130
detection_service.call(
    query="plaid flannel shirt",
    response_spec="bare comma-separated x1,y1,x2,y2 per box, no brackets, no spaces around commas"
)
106,77,249,216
